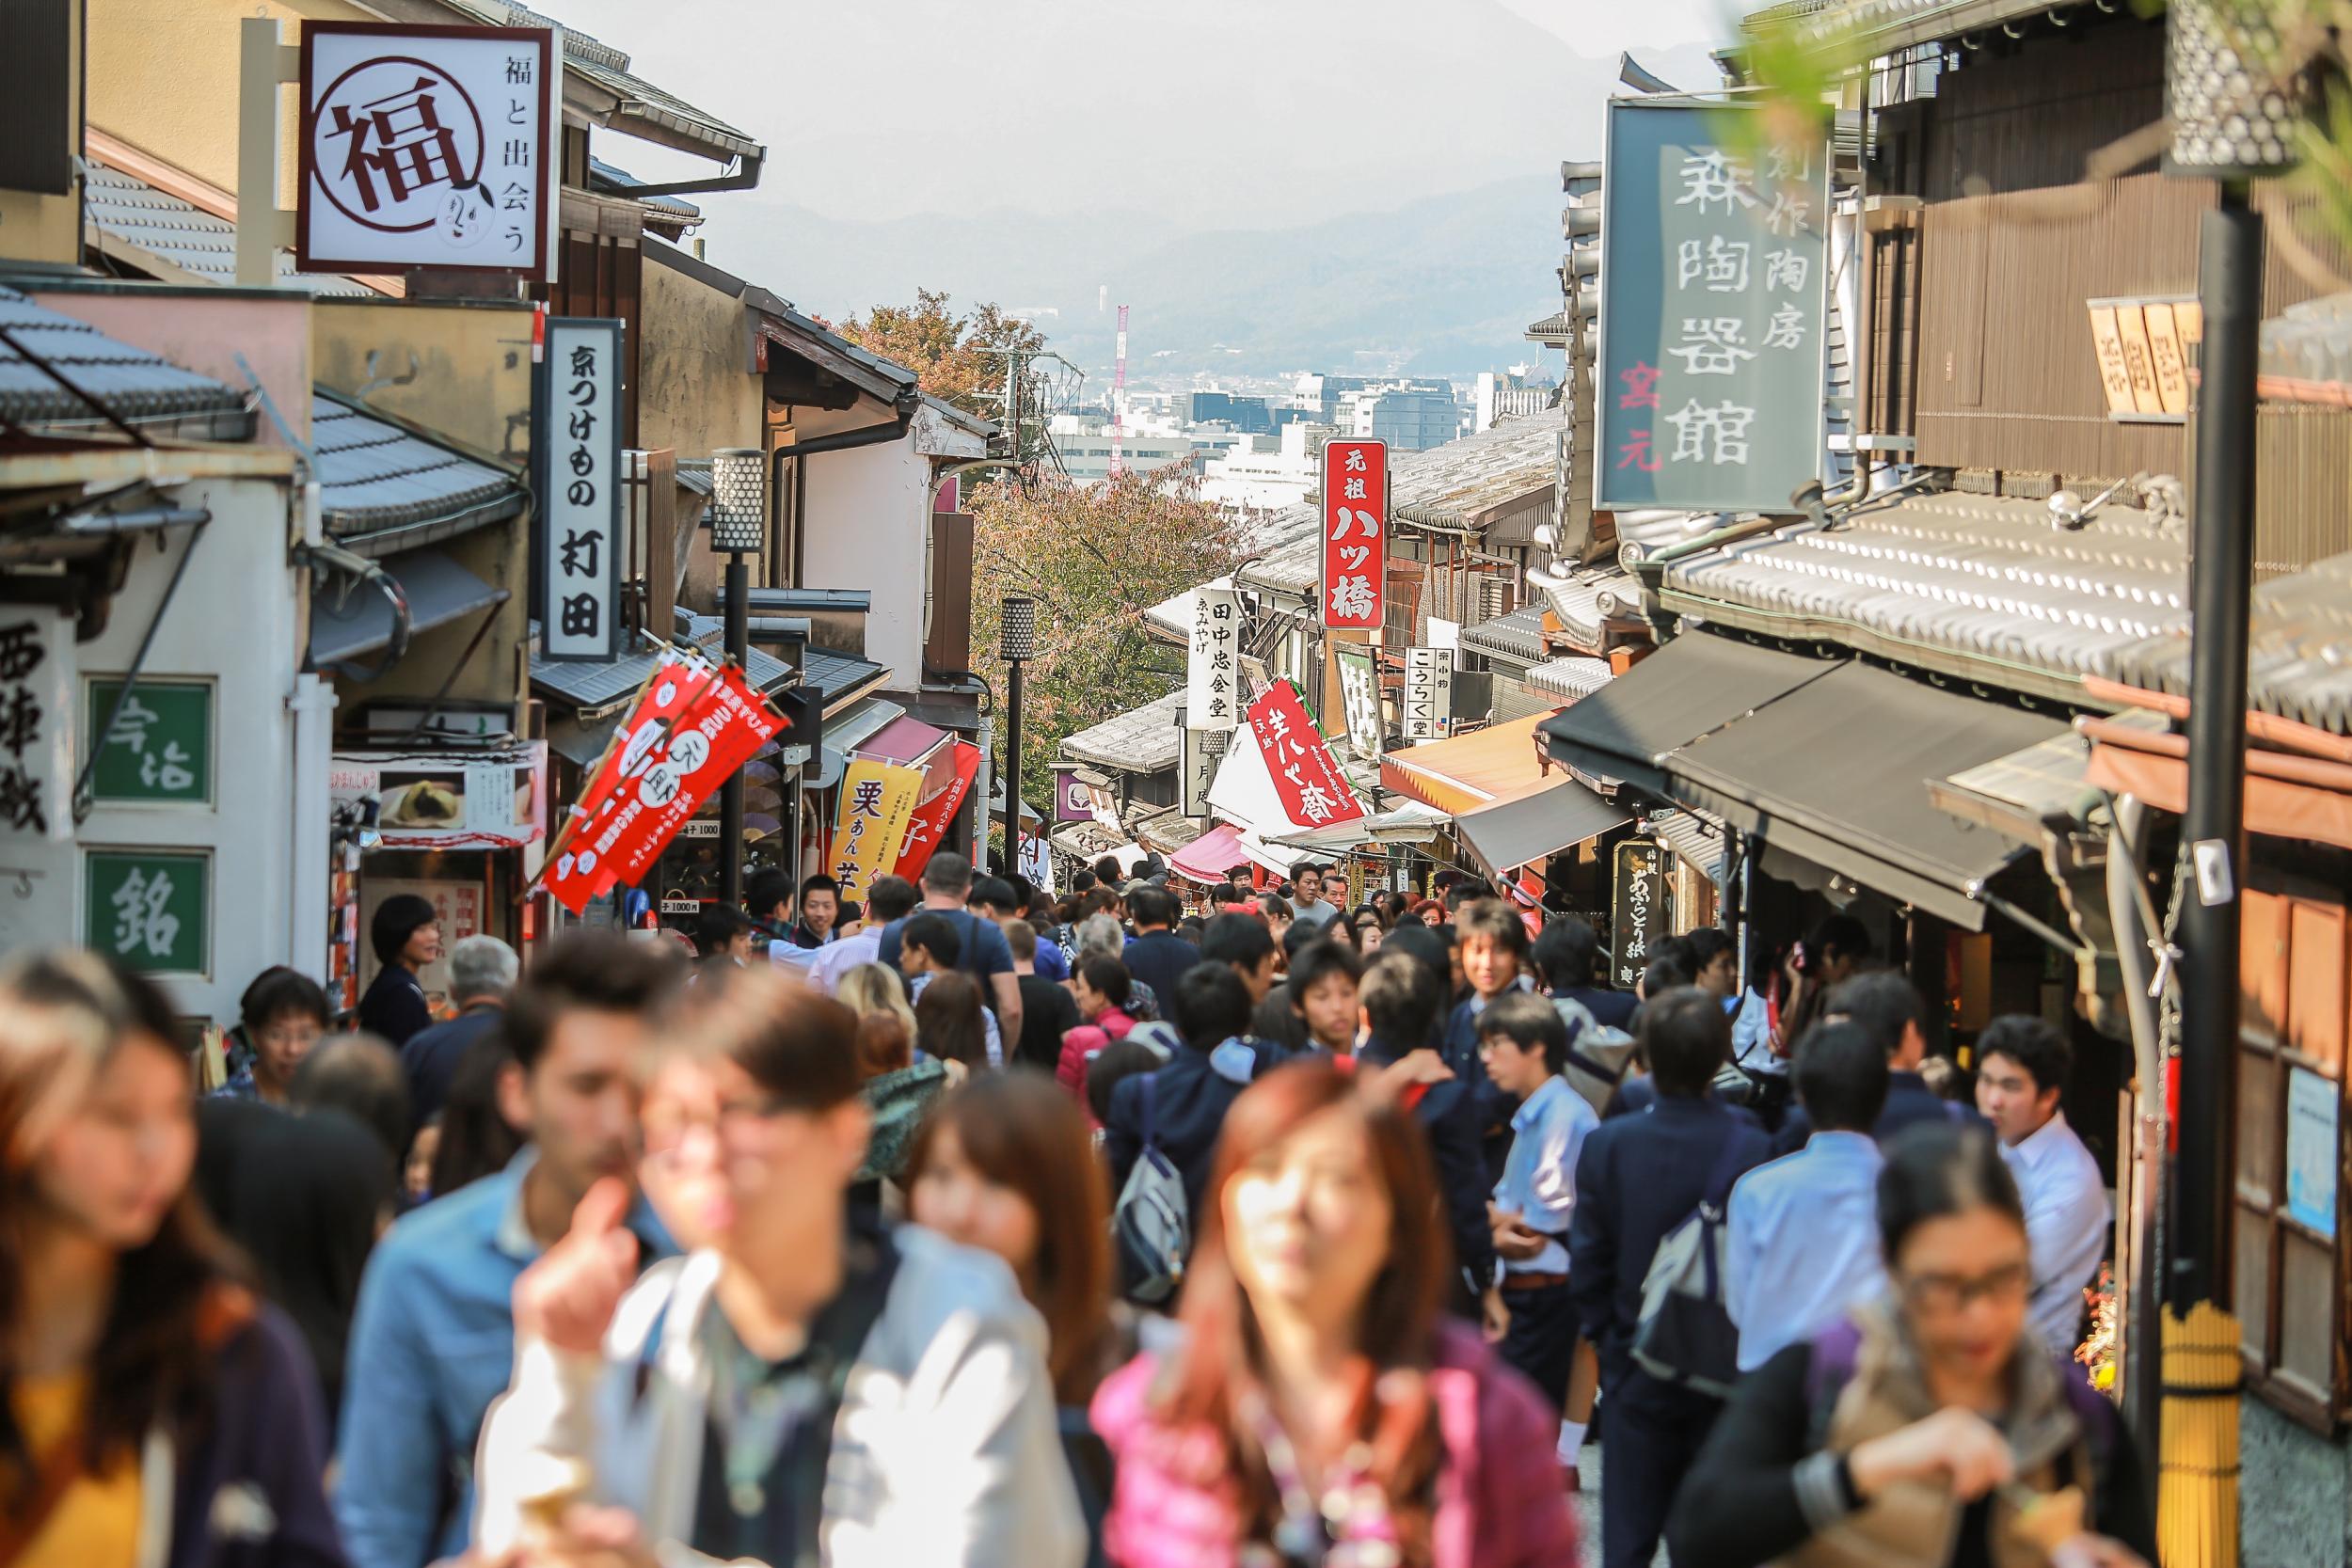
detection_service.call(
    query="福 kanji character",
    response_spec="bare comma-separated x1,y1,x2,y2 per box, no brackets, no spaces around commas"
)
325,79,466,214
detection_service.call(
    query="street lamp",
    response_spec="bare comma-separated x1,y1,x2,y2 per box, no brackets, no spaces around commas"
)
999,594,1038,878
709,448,766,910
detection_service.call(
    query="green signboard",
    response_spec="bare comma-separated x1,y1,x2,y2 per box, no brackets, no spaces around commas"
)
85,848,210,976
85,679,212,804
1595,102,1832,514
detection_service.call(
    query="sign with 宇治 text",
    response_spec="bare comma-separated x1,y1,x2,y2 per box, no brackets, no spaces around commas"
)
1402,646,1454,742
1320,439,1388,630
1595,102,1830,514
86,679,212,805
537,318,624,662
297,23,556,280
1607,838,1670,990
1187,585,1242,732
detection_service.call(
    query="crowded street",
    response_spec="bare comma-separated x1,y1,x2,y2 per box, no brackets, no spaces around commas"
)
6,1,2352,1565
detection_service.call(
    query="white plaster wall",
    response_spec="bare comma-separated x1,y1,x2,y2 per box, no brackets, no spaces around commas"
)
800,438,932,689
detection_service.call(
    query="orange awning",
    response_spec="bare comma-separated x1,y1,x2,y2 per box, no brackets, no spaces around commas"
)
1380,709,1565,816
2083,717,2352,852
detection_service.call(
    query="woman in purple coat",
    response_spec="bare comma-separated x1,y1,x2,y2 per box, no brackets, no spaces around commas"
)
1090,1058,1580,1568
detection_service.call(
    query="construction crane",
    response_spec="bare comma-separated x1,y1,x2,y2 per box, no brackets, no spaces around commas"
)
1109,304,1130,479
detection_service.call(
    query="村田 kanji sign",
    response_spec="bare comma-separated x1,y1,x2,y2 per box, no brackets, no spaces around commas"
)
298,23,557,280
1595,102,1830,514
1320,439,1387,631
1245,682,1365,831
537,318,624,663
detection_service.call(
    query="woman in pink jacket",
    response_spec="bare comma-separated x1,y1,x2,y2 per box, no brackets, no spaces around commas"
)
1089,1058,1580,1568
1057,955,1137,1111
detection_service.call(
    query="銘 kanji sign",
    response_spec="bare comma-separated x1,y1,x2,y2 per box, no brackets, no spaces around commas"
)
1245,682,1365,831
1594,102,1830,514
297,23,557,280
1320,439,1387,631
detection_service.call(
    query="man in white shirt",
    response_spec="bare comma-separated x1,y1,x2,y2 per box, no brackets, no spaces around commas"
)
1724,1019,1890,1371
803,875,919,993
1976,1013,2109,1354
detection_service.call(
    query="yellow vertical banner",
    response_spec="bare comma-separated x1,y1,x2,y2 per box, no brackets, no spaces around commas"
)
831,758,925,902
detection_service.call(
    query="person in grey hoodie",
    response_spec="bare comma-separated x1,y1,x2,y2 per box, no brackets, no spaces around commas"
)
472,965,1083,1568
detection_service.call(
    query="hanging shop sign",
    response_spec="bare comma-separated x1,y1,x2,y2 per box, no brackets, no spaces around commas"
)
893,739,980,883
86,847,210,977
537,317,625,662
2288,1065,2340,1240
329,741,546,849
1050,764,1093,823
86,679,212,805
832,757,925,901
1245,681,1365,831
1187,584,1243,731
1608,837,1672,990
1320,439,1388,630
543,655,788,914
296,22,557,279
1333,642,1381,760
1595,101,1831,514
1402,645,1454,742
1179,721,1232,819
0,611,73,841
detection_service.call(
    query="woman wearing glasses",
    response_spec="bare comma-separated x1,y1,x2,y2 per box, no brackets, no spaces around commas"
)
1668,1122,2154,1568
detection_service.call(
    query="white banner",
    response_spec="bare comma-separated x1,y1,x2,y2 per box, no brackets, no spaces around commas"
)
1179,723,1230,819
1403,645,1454,741
0,610,75,842
1186,585,1242,732
538,319,624,661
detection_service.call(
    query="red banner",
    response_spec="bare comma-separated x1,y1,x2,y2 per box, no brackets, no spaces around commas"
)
544,657,789,914
1246,682,1366,830
1320,438,1388,630
893,740,981,883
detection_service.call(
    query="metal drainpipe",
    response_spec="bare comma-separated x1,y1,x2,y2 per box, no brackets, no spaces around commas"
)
2106,792,2164,1468
287,478,336,981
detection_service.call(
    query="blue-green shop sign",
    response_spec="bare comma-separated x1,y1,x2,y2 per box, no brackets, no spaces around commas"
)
85,848,211,976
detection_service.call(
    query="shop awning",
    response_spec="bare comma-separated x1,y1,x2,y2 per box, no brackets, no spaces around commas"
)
2082,715,2352,852
1454,777,1630,876
827,697,906,755
1664,660,2069,929
858,714,952,768
310,547,508,673
1171,822,1251,881
1264,800,1452,852
1541,634,1836,796
1381,710,1564,816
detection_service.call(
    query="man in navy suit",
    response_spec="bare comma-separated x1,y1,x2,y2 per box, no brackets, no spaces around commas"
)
1570,987,1774,1568
1772,970,1981,1154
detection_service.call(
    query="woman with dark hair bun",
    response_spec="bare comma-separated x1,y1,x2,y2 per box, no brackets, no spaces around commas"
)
1668,1122,2155,1568
1091,1059,1579,1567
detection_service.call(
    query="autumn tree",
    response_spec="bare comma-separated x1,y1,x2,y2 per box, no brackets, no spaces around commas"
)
833,290,1047,421
971,462,1242,823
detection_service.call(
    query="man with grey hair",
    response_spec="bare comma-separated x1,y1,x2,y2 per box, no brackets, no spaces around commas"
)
399,934,519,1137
878,851,1022,1048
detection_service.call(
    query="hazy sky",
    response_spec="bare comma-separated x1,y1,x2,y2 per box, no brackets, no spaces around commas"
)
550,0,1736,230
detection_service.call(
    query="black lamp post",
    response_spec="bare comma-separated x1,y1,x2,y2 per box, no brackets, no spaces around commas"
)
709,448,767,911
999,594,1038,877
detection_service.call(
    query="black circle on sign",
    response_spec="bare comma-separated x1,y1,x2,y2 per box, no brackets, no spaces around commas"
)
311,55,487,234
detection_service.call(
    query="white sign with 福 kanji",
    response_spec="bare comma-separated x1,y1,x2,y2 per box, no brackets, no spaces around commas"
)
297,23,557,280
1320,439,1387,630
1187,585,1242,732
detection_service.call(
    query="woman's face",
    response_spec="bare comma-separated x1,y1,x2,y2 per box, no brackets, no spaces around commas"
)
1224,1103,1392,1320
910,1122,1042,1283
401,921,443,970
405,1122,439,1199
254,1006,324,1089
1894,1206,2032,1381
31,1035,196,1251
1356,921,1383,955
1072,974,1103,1019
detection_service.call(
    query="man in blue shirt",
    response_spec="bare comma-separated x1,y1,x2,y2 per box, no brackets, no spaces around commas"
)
1724,1019,1890,1372
335,931,676,1568
1120,885,1202,1009
1570,987,1773,1568
1480,991,1602,1484
877,852,1022,1049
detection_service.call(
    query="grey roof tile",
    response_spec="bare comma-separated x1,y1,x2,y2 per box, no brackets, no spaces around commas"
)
84,162,374,295
2111,549,2352,734
312,391,524,541
1059,689,1185,773
0,284,253,439
1459,603,1549,663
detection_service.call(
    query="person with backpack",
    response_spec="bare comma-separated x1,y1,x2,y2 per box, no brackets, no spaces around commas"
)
1667,1122,2155,1568
1775,972,1985,1154
876,852,1024,1053
1568,986,1774,1568
470,966,1084,1568
1103,963,1276,1234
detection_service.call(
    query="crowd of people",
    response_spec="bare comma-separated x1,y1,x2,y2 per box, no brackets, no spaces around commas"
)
0,849,2155,1568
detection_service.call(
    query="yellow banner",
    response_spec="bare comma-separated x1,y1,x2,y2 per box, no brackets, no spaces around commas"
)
831,758,925,901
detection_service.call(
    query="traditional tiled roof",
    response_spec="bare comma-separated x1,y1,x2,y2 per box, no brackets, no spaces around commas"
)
0,285,253,440
2258,293,2352,404
1741,0,2056,58
1527,656,1614,702
1657,490,2189,703
1459,603,1549,665
454,1,762,160
1059,689,1186,773
2111,549,2352,734
84,162,376,295
312,391,524,546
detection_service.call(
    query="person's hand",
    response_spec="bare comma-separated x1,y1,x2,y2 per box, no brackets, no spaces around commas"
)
1847,1406,2013,1503
513,1179,639,1355
524,1505,659,1568
1481,1286,1511,1344
1494,1221,1549,1261
1391,1048,1455,1086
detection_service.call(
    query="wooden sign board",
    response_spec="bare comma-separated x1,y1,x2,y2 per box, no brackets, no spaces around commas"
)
2089,297,2193,423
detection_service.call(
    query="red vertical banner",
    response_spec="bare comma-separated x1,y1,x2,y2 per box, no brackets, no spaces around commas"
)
892,740,982,883
1320,437,1388,630
1245,682,1366,830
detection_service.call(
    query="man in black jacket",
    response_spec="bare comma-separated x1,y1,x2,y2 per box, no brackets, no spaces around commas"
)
1121,886,1202,1007
1355,950,1497,1316
1570,987,1774,1568
1772,971,1979,1154
1104,962,1280,1225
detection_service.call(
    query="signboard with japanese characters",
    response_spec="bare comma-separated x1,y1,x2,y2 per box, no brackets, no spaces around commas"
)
1594,103,1831,514
1186,585,1243,732
85,680,211,804
296,23,556,279
1402,646,1454,742
537,318,625,662
329,743,546,849
1608,838,1671,990
893,740,980,883
1320,440,1388,630
0,611,73,841
832,757,925,902
1245,681,1365,831
86,848,210,976
1179,721,1232,819
1332,642,1381,760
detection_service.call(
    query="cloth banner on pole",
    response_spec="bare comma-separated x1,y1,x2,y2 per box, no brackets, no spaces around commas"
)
1245,681,1366,831
893,740,981,884
833,758,925,901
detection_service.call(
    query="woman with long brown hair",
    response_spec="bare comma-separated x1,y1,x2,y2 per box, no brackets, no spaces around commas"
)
0,950,342,1568
1090,1059,1579,1568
